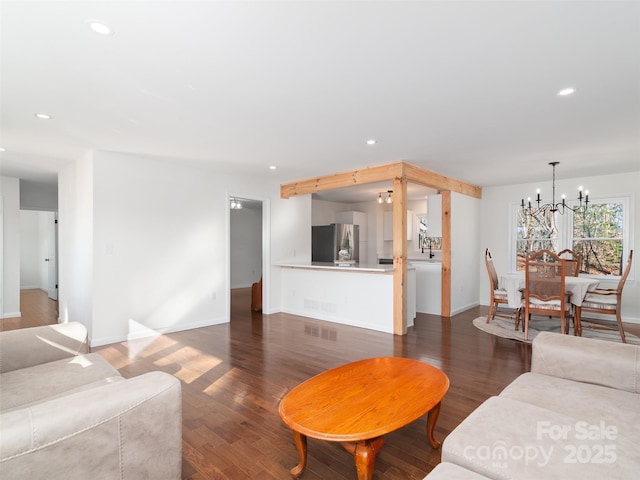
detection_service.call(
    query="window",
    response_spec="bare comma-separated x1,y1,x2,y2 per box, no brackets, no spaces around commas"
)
512,195,631,277
515,208,559,271
570,198,628,276
417,215,442,252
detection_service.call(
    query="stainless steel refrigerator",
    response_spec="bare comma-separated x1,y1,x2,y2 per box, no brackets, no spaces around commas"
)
312,224,359,263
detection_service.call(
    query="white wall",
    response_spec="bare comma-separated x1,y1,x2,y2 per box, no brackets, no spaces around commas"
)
480,171,640,323
270,192,311,313
91,152,229,344
58,151,298,345
58,154,94,332
311,198,342,226
230,205,262,289
19,211,40,289
20,180,58,211
451,192,481,315
1,177,21,318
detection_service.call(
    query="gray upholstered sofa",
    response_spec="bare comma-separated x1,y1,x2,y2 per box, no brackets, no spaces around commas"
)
425,332,640,479
0,322,182,479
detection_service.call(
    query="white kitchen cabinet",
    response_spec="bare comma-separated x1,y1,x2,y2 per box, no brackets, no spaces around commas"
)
412,261,442,315
336,211,368,263
335,211,367,237
383,210,413,241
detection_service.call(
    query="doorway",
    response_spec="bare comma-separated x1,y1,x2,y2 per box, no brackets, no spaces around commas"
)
229,196,265,320
19,210,58,298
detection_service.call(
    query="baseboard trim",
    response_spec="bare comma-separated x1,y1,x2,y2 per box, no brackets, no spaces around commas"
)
89,316,229,347
451,302,480,317
2,312,22,319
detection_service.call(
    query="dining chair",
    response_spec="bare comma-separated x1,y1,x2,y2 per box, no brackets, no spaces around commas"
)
557,248,581,277
484,248,515,325
574,250,633,343
520,249,573,341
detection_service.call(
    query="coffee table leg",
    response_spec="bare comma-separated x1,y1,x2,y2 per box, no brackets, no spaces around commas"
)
426,401,442,448
341,437,384,480
289,431,307,478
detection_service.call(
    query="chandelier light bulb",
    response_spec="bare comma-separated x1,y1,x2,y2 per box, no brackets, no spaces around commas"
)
519,162,591,218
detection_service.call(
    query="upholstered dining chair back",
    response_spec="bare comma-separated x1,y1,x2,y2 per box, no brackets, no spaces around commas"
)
558,248,581,276
522,249,572,341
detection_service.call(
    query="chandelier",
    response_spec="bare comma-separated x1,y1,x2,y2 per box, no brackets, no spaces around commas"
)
520,162,589,218
377,190,393,204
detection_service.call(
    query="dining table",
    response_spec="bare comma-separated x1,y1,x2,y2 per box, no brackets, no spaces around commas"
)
500,272,600,308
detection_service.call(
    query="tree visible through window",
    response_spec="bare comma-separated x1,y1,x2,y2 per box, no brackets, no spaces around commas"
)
572,202,624,276
514,196,629,277
516,208,558,271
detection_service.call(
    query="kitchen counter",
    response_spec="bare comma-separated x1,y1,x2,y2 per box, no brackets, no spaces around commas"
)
276,262,416,333
276,262,396,273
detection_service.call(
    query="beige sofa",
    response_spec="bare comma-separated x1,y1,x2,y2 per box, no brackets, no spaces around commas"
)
425,332,640,479
0,322,182,479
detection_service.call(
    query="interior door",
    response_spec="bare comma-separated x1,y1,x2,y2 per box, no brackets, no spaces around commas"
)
45,212,58,300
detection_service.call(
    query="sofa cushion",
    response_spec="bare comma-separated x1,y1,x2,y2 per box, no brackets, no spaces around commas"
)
0,322,89,374
442,395,635,479
0,353,120,411
531,332,640,393
500,372,640,428
423,462,492,479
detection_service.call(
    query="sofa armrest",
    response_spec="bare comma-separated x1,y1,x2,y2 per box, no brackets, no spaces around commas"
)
0,322,89,373
531,331,640,393
0,371,182,480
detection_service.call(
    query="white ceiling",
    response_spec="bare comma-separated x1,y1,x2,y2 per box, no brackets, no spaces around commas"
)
1,1,639,201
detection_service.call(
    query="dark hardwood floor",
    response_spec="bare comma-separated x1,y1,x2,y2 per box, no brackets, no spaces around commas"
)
8,289,639,479
95,290,532,480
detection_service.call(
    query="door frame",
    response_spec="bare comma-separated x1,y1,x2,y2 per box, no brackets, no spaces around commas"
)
226,193,270,320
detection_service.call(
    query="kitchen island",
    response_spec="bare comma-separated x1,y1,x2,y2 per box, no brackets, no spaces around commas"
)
276,262,416,333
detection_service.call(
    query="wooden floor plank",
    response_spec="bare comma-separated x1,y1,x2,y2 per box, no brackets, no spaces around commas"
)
8,287,639,479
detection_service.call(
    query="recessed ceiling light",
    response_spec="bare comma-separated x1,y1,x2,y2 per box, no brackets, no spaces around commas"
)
35,113,52,120
269,165,277,170
366,139,376,145
88,20,114,36
557,87,577,96
0,147,5,152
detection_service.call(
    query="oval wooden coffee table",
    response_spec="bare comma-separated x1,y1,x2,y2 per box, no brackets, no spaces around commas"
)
279,357,449,480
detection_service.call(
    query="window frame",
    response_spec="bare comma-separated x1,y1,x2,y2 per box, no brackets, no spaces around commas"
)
509,193,634,280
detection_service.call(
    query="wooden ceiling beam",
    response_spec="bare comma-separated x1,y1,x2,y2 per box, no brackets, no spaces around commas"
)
280,161,482,199
404,163,482,199
280,162,403,199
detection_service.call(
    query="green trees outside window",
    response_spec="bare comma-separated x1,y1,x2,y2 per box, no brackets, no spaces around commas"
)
515,198,628,277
